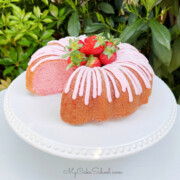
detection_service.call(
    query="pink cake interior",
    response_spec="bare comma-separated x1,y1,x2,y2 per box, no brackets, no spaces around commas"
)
33,60,73,95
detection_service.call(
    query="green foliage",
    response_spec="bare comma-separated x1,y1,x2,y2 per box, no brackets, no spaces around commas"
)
67,12,80,36
98,2,115,14
0,0,180,103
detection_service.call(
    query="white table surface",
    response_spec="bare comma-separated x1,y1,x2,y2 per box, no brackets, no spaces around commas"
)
0,90,180,180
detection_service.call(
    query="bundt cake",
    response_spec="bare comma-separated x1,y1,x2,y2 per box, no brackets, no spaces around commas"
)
26,33,154,125
26,35,87,95
60,42,154,125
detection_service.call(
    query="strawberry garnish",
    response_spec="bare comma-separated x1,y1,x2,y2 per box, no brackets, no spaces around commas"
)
86,55,101,68
99,53,117,65
106,33,121,47
67,57,87,70
99,45,118,65
62,33,121,70
84,37,91,43
65,38,84,52
66,50,87,70
80,34,106,56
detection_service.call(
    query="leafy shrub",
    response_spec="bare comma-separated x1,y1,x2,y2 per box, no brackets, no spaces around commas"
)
0,0,180,103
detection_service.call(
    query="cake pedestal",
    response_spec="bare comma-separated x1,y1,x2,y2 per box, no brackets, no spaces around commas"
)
3,72,177,160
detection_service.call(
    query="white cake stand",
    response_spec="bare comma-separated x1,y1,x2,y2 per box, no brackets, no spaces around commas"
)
3,72,177,160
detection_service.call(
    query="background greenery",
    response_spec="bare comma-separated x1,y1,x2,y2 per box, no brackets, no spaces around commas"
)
0,0,180,104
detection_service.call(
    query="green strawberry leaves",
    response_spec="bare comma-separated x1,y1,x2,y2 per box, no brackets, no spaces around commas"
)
66,50,87,70
94,35,106,48
103,45,117,60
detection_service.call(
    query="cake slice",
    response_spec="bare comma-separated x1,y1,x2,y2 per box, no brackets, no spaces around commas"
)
26,35,87,95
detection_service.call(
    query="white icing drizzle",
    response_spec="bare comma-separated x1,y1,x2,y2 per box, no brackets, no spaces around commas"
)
85,70,92,105
105,70,120,98
79,68,89,97
30,56,62,72
72,67,86,99
92,70,97,98
99,68,112,103
94,67,102,96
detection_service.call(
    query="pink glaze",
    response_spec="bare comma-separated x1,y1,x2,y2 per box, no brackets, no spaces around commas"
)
64,44,154,105
28,35,87,71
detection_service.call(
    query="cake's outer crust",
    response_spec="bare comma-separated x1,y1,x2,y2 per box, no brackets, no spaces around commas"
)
26,59,73,95
60,69,153,125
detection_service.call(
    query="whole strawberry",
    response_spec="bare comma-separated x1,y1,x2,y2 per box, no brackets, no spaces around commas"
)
80,35,106,56
66,50,87,70
67,57,87,70
99,45,118,65
105,33,121,47
86,55,101,68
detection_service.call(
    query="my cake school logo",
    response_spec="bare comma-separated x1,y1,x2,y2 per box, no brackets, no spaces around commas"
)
63,167,122,178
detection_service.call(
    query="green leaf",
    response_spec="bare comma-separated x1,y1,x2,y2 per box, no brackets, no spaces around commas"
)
42,18,53,23
67,12,80,36
40,30,54,40
57,19,63,28
120,19,143,43
1,14,6,23
41,0,48,5
27,32,38,40
169,24,180,40
59,8,65,17
20,9,25,20
129,22,148,43
96,12,105,23
17,67,24,74
9,47,17,61
98,2,115,14
24,12,32,21
49,4,58,18
0,58,14,65
38,23,43,30
3,66,15,76
169,37,180,72
41,37,55,46
17,38,33,46
128,13,137,24
21,46,36,60
84,21,106,33
149,19,171,50
41,10,49,19
153,0,163,7
33,6,41,18
106,17,114,27
115,0,123,11
10,4,21,14
152,34,172,66
134,38,148,50
0,47,9,56
14,33,24,41
0,37,9,45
